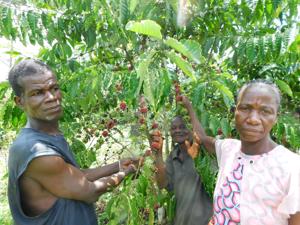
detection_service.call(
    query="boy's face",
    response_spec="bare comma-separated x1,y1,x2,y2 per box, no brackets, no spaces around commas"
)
170,117,190,144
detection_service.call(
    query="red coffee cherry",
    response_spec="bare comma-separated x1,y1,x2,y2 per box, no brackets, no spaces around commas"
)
120,101,127,111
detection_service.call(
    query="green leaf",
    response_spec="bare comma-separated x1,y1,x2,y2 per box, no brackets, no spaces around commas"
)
209,115,219,135
120,0,129,25
220,118,231,137
27,11,37,34
125,20,162,39
289,34,300,53
148,208,154,225
275,80,293,97
41,12,51,28
191,82,205,109
129,0,139,13
200,111,209,129
137,51,156,109
0,82,9,99
83,28,96,48
274,33,282,57
212,81,234,102
62,43,73,58
182,40,202,64
84,14,96,31
156,69,172,111
166,0,178,11
246,39,256,63
167,51,196,81
259,64,279,75
4,50,21,57
222,94,233,109
2,7,13,38
164,37,192,60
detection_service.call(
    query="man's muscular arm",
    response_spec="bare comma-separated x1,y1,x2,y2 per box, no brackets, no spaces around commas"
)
82,162,119,181
82,158,140,182
25,156,135,203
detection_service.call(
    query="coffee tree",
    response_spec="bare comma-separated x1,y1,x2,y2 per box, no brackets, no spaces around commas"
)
0,0,299,223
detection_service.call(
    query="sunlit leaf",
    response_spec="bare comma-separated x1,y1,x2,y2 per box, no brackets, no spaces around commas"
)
167,51,196,81
4,50,21,57
212,81,234,102
137,51,156,109
165,37,191,59
126,20,162,39
276,80,293,97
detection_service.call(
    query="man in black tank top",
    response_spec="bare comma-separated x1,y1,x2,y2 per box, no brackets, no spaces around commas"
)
7,59,139,225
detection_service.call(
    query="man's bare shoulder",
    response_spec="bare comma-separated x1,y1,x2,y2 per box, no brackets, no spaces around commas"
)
25,155,66,177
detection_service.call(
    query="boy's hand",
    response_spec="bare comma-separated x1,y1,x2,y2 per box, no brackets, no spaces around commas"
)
150,130,163,154
185,132,201,159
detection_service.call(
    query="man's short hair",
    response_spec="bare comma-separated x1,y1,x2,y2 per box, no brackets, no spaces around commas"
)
8,59,52,97
172,115,188,127
236,79,281,111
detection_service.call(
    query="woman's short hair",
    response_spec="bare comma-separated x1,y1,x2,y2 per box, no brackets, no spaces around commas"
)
236,79,281,111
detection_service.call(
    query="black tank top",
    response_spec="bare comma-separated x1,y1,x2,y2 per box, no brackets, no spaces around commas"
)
8,128,97,225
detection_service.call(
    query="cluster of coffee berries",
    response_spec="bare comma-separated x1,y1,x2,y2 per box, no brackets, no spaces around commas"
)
174,81,182,102
101,119,118,138
138,96,147,125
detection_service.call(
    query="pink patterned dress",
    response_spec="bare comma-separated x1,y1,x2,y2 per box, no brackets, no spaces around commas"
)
213,161,243,225
211,139,300,225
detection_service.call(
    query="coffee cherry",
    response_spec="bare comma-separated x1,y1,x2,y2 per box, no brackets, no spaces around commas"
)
106,119,115,130
151,122,158,129
140,107,148,113
120,101,127,111
151,142,160,150
139,117,145,124
102,130,109,137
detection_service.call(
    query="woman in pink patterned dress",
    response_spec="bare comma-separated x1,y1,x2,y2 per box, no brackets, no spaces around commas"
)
182,80,300,225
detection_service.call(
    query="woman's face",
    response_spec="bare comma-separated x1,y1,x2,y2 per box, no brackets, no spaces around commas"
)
235,85,278,143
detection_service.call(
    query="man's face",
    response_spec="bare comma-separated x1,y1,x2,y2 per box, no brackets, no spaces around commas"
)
16,71,63,122
235,86,278,143
170,117,190,144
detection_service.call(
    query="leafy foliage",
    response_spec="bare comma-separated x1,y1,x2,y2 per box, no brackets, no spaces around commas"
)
0,0,299,223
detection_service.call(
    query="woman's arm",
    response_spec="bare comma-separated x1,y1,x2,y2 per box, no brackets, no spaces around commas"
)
289,212,300,225
181,96,216,154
